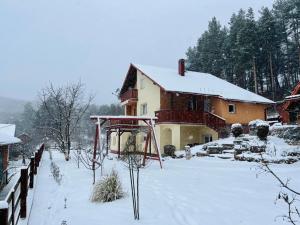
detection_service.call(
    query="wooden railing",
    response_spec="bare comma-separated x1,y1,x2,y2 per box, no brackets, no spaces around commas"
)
120,89,138,102
155,110,226,131
1,167,17,188
155,110,205,124
0,143,45,225
204,112,226,131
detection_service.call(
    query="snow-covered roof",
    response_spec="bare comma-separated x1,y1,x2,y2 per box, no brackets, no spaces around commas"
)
0,124,16,136
132,64,274,104
285,94,300,100
0,124,21,146
90,115,157,120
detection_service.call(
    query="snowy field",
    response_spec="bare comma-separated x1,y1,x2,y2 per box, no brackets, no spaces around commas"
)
23,150,300,225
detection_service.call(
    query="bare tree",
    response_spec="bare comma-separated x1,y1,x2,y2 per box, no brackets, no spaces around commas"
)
72,138,107,183
37,81,93,160
121,131,148,220
259,157,300,225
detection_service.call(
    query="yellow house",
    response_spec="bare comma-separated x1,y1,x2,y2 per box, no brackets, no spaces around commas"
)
112,60,274,153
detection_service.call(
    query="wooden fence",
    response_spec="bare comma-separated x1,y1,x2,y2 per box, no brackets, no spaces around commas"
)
0,143,45,225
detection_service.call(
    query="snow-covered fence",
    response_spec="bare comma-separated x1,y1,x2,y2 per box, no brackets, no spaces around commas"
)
0,143,45,225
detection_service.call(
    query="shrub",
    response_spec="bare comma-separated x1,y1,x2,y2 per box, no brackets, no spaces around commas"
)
256,121,269,140
248,119,264,136
231,123,243,138
48,148,53,160
163,145,176,156
91,169,124,203
50,162,62,185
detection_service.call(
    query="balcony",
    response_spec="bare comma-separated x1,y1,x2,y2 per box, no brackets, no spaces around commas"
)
155,110,226,131
120,89,138,103
155,110,204,124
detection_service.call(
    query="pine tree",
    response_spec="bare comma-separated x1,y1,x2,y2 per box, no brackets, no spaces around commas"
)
186,1,300,100
186,17,227,78
258,7,281,100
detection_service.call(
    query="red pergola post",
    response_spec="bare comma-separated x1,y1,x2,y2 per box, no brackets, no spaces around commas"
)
118,129,121,158
142,131,151,166
92,124,99,184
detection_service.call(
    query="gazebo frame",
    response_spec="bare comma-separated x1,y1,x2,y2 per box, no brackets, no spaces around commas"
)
90,115,163,170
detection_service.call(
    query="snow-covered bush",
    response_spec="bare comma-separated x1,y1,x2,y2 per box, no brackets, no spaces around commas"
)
48,148,53,160
164,145,176,156
50,162,62,185
231,123,243,138
90,169,124,203
248,119,264,135
270,125,300,144
256,121,269,140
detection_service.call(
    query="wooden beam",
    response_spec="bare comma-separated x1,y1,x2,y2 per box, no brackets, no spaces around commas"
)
142,131,151,166
118,129,121,158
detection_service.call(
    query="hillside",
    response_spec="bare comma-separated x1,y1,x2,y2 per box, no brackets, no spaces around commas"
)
0,96,28,113
0,96,29,123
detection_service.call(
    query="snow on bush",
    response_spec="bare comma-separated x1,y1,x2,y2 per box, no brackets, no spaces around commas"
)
50,162,62,185
231,123,243,137
248,119,264,127
256,121,270,141
90,169,124,203
248,119,263,135
256,120,269,127
270,124,300,144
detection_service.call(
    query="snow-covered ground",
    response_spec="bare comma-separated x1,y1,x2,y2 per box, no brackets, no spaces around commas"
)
188,135,300,161
21,149,300,225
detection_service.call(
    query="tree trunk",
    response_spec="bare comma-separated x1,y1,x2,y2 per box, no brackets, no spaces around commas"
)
269,52,275,101
253,56,258,94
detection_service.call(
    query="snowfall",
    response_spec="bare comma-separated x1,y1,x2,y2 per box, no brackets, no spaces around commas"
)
18,143,300,225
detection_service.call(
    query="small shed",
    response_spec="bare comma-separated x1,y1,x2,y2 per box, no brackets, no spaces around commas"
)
281,82,300,124
0,124,21,181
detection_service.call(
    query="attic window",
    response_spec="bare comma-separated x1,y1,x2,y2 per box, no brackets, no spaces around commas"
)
228,104,236,113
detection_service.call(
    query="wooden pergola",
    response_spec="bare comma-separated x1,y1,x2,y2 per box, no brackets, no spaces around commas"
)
90,115,163,169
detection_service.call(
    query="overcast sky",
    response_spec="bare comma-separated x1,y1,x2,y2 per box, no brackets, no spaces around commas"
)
0,0,274,104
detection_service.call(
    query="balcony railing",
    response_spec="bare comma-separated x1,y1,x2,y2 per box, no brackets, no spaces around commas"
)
120,89,138,103
155,110,204,124
155,110,226,131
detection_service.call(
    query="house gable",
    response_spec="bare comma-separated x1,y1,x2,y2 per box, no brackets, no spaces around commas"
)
284,82,300,110
119,65,137,96
136,70,161,117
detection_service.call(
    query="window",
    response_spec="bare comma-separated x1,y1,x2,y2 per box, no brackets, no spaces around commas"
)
187,96,197,111
228,104,236,113
140,103,147,115
204,134,213,143
204,98,211,112
140,77,145,89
